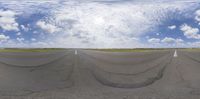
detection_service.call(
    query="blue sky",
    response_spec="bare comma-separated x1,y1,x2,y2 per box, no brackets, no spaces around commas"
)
0,0,200,48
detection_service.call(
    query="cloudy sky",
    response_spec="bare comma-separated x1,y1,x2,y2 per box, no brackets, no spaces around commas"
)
0,0,200,48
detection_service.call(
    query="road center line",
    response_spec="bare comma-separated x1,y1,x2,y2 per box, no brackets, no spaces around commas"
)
174,50,178,57
75,50,78,55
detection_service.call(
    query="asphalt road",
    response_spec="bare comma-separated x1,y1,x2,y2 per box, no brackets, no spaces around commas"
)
0,49,200,99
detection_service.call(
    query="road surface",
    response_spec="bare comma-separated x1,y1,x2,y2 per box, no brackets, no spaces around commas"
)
0,49,199,99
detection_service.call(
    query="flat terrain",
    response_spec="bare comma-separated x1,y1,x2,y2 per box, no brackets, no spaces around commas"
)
0,48,65,52
0,49,199,99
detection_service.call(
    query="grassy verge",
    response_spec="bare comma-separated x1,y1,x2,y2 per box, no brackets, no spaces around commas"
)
0,48,66,52
181,48,200,52
87,48,167,52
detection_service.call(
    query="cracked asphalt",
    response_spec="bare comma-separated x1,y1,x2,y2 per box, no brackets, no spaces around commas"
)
0,49,200,99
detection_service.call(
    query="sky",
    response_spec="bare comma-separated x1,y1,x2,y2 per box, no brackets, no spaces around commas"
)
0,0,200,48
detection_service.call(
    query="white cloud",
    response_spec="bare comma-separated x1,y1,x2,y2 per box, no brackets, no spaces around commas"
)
0,34,10,42
30,41,49,47
180,24,200,39
16,32,21,36
176,38,184,43
195,9,200,25
0,0,198,48
161,37,184,44
20,25,29,32
0,10,19,31
16,37,25,42
147,37,184,47
33,31,38,34
36,21,60,34
168,25,176,30
161,37,176,43
186,41,200,47
42,1,195,48
148,38,160,43
31,38,36,41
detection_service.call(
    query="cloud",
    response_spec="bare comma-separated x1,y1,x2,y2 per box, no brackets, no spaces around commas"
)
156,33,160,36
186,41,200,47
0,34,10,42
180,23,200,39
0,0,198,48
148,38,160,43
161,37,183,44
42,1,196,48
16,37,25,42
176,38,184,43
168,25,176,30
20,25,29,32
30,41,49,47
195,9,200,25
36,20,60,34
147,37,184,48
0,10,19,31
31,38,36,41
16,32,21,36
161,37,175,43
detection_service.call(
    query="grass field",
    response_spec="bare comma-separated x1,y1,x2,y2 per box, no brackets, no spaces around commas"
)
0,48,66,52
88,48,168,52
181,48,200,52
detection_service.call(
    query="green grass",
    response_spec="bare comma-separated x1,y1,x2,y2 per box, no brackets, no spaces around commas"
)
181,48,200,52
88,48,167,52
0,48,66,52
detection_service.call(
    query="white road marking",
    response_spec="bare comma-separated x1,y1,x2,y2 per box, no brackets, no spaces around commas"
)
174,50,178,57
75,50,78,55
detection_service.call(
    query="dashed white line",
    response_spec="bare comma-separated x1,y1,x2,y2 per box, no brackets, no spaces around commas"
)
174,50,178,57
75,50,78,55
